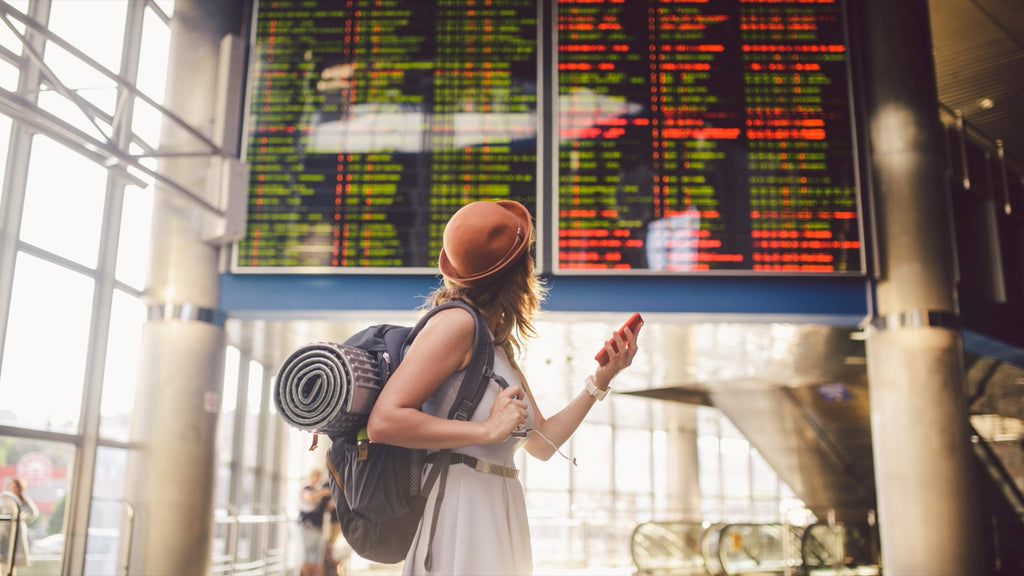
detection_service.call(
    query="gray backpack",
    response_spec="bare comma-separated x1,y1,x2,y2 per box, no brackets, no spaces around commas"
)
299,301,496,567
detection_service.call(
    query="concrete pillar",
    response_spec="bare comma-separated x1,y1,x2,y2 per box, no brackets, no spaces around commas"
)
665,403,701,518
861,1,983,574
124,1,243,574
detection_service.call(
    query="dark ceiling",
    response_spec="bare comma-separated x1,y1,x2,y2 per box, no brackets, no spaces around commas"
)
929,0,1024,170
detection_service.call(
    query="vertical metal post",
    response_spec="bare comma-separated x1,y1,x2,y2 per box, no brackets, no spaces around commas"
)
227,507,239,576
2,493,22,576
861,1,984,574
90,496,136,576
115,498,136,576
781,514,792,576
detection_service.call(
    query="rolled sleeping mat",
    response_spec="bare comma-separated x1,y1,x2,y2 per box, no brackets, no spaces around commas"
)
274,342,384,438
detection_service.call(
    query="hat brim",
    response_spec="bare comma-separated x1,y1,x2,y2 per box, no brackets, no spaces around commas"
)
438,200,533,286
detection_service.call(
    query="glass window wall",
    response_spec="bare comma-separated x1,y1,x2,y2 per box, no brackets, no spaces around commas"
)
0,1,268,574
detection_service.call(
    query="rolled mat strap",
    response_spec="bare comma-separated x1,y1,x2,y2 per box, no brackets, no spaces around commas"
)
273,342,382,438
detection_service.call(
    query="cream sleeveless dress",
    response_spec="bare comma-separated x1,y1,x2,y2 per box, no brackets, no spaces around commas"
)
402,345,536,576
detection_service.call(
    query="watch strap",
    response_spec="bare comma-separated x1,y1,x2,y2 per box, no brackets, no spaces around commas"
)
585,374,609,401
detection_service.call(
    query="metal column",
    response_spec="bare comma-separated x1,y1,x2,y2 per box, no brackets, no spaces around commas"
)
123,1,243,574
861,1,983,573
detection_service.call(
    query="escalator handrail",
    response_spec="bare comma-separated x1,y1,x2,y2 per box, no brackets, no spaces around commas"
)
968,422,1024,517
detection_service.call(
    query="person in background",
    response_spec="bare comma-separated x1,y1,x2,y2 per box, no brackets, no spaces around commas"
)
297,469,331,576
368,200,642,575
323,492,350,576
2,477,40,575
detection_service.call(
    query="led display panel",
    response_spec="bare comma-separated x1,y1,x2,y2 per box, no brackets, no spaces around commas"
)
235,0,539,271
556,0,863,273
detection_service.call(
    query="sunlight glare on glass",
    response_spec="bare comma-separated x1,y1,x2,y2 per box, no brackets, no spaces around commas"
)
0,253,94,432
36,85,112,141
40,43,118,120
615,428,651,492
153,0,175,19
99,290,147,442
222,346,241,413
574,422,612,491
3,0,28,15
116,184,155,290
131,4,173,150
131,98,164,151
21,135,107,268
0,113,10,203
247,360,264,414
0,1,27,54
0,58,18,91
47,0,126,74
138,5,171,103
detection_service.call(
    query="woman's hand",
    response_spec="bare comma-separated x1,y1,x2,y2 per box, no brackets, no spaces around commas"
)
593,324,641,389
485,385,529,443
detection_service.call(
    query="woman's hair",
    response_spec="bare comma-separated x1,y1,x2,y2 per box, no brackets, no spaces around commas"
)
428,251,546,358
8,477,26,494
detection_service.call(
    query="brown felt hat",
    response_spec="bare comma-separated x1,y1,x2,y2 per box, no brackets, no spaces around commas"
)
438,200,532,286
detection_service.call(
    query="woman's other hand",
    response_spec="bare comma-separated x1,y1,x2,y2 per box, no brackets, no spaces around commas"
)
486,384,529,443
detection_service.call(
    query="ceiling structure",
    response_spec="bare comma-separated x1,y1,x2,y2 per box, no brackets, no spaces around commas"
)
929,0,1024,171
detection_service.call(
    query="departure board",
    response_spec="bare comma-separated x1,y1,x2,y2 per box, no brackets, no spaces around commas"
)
557,0,863,273
236,0,539,270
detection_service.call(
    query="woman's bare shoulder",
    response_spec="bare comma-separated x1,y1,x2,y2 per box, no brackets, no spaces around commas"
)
406,305,478,369
417,305,477,340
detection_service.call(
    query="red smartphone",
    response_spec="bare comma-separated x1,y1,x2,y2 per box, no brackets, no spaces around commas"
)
595,313,644,366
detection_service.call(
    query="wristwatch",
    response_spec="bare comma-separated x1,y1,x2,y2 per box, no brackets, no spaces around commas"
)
585,374,609,401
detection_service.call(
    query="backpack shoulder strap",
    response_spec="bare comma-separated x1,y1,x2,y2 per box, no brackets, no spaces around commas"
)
404,300,497,571
404,300,494,420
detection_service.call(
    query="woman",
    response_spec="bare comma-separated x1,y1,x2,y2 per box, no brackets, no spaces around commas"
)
2,477,39,574
368,200,641,575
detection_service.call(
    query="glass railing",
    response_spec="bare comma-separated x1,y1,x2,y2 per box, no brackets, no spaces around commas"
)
706,523,802,575
210,506,289,576
632,520,880,576
631,520,707,576
801,521,880,576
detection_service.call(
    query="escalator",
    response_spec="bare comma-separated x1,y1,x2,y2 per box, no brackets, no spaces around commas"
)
967,352,1024,576
631,519,880,576
626,325,1024,575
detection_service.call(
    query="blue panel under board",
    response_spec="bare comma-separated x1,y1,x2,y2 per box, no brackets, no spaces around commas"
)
962,330,1024,367
219,273,871,324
